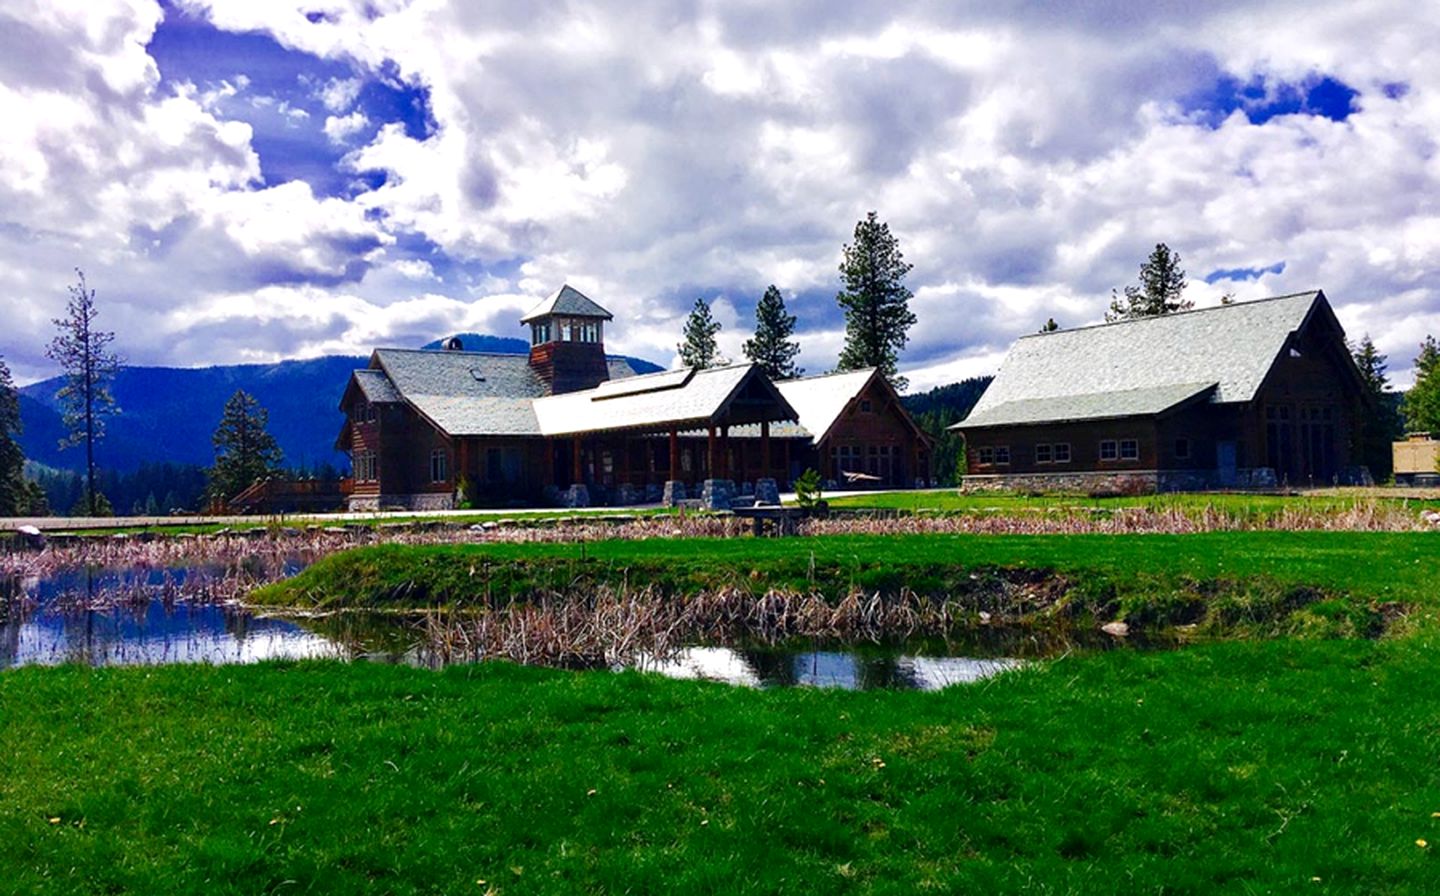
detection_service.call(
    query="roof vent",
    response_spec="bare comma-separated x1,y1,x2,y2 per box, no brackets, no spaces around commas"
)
470,369,486,382
443,336,464,351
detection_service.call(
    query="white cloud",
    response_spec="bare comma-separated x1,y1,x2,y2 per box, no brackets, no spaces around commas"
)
1,0,1439,397
323,109,369,143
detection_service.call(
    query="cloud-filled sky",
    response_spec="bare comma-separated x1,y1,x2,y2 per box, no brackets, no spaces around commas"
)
1,0,1438,390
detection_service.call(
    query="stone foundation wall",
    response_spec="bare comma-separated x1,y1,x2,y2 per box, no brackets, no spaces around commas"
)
961,468,1283,494
346,493,455,512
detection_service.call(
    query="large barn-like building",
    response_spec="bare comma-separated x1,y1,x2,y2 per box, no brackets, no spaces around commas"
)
337,285,933,510
953,290,1370,492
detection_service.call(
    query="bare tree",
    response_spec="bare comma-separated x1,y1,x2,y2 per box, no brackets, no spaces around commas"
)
46,269,121,516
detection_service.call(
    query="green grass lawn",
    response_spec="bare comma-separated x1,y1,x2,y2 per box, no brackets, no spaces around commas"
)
824,488,1440,515
253,531,1439,626
5,640,1440,894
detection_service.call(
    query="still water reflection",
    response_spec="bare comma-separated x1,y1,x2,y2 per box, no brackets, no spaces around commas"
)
3,567,1022,691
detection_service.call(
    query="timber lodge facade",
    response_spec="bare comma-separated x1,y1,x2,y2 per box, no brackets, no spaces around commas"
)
953,290,1371,492
337,285,934,510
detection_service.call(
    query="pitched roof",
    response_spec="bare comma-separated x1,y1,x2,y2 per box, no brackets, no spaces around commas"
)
775,369,878,443
353,368,402,404
520,284,614,323
957,291,1327,429
532,363,797,437
369,348,637,436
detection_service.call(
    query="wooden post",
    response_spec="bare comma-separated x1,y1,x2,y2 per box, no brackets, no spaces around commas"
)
761,420,771,478
783,438,791,483
669,428,679,481
707,425,717,479
720,424,730,479
572,436,583,484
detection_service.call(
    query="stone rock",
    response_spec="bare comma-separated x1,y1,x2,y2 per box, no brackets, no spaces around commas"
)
662,480,686,507
616,483,642,505
700,479,733,511
1101,621,1130,638
565,484,591,508
754,478,780,505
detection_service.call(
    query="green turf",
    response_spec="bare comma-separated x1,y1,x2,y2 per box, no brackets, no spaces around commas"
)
251,532,1439,634
4,641,1440,894
824,488,1440,515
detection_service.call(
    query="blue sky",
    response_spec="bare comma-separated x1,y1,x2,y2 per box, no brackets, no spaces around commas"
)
0,0,1437,390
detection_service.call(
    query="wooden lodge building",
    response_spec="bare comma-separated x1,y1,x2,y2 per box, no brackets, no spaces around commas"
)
953,290,1370,492
336,285,933,510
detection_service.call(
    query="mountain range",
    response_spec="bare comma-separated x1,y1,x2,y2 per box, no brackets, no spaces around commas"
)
18,334,663,475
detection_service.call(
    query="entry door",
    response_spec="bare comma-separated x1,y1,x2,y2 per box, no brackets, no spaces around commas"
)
1216,441,1237,487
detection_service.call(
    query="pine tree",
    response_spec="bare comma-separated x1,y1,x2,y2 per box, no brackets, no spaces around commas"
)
836,211,917,389
678,297,724,369
0,354,35,516
1106,243,1193,322
1351,335,1402,478
742,285,803,379
210,390,283,504
1039,318,1060,333
45,269,122,516
1402,335,1440,435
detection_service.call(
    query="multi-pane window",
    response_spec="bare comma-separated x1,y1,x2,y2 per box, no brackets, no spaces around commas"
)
1119,439,1139,460
1036,443,1053,464
1053,443,1071,463
994,446,1011,465
430,448,448,483
978,446,995,465
1099,440,1118,461
1034,443,1071,464
354,451,377,482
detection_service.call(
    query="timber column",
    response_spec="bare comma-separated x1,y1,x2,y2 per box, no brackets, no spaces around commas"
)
663,427,685,506
566,436,589,508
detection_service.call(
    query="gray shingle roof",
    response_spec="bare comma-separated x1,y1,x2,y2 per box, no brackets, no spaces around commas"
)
534,363,795,437
957,291,1325,429
520,284,614,323
776,369,876,442
353,368,402,403
961,382,1217,428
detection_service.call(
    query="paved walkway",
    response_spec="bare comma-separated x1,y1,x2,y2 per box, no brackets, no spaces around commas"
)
3,487,935,533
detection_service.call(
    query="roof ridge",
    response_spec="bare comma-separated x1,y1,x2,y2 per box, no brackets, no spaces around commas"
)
375,347,532,359
1019,290,1320,340
777,367,876,384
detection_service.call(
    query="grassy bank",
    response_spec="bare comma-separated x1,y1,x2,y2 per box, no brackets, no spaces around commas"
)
5,642,1440,894
251,532,1437,638
824,488,1440,515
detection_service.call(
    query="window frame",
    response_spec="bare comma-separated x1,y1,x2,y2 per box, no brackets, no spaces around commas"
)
1053,442,1071,463
1099,439,1118,462
1035,443,1053,464
1119,438,1140,461
429,448,449,484
1174,438,1191,461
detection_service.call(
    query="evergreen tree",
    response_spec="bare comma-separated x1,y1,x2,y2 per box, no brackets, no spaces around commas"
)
1402,335,1440,435
742,285,803,379
678,297,724,369
45,268,122,516
1351,335,1402,479
0,354,42,516
1106,243,1193,322
1039,318,1060,333
210,390,283,503
836,211,917,389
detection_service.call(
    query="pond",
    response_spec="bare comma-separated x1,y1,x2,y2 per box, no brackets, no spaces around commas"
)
1,561,1038,691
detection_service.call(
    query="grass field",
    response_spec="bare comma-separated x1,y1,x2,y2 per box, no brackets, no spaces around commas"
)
253,531,1439,620
824,488,1440,515
5,639,1440,894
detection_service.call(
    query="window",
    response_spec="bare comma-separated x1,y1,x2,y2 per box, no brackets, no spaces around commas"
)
1120,439,1139,461
1099,440,1118,461
977,447,995,465
1175,438,1191,460
994,446,1011,465
531,322,551,345
1036,443,1053,464
354,451,376,482
860,399,873,413
1053,443,1071,463
430,448,448,483
560,320,573,341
